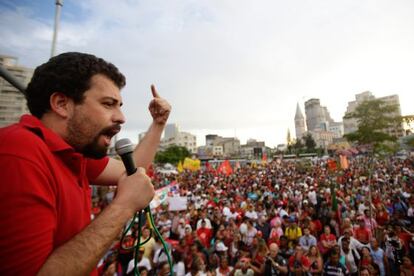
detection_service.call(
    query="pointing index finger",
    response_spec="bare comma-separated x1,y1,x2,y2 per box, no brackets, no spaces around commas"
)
151,84,160,98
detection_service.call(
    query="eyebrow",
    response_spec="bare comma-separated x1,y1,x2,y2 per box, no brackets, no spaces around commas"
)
101,96,123,106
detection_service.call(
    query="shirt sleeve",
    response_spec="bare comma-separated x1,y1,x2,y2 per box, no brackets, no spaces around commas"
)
0,156,56,275
86,156,110,182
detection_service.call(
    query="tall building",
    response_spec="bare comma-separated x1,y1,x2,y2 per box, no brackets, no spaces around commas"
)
203,134,240,157
0,55,33,127
240,139,266,159
160,124,197,153
328,122,344,138
164,123,179,139
294,103,306,139
343,91,404,137
304,98,334,131
343,91,374,134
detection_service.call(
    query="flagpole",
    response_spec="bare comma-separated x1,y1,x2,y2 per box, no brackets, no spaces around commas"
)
367,154,374,237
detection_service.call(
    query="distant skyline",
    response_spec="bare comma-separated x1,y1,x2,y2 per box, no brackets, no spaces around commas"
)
1,0,413,147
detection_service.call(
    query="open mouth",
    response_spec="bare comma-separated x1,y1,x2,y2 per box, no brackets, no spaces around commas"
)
100,125,121,146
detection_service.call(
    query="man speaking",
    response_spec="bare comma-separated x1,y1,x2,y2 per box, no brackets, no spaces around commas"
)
0,52,171,275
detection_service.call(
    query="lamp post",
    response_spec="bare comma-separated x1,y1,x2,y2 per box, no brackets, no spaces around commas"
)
51,0,63,57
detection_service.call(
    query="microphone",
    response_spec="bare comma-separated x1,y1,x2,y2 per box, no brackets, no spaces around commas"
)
115,138,137,176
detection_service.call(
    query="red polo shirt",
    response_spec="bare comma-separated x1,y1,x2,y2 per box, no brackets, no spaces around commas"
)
0,115,109,275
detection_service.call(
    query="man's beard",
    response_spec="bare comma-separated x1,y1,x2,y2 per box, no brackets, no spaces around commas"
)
67,116,121,159
82,124,121,159
82,134,108,159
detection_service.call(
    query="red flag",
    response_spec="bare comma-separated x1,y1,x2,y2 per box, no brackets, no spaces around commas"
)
147,163,155,178
262,153,268,164
217,160,233,176
205,161,216,173
327,159,337,172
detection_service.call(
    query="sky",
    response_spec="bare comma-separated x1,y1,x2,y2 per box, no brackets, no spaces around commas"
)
1,0,413,147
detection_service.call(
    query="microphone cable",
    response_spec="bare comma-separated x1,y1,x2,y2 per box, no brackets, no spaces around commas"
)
115,138,174,275
120,207,173,276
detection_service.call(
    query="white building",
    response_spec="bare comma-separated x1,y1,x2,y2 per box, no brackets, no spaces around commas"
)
308,129,337,149
294,100,342,149
343,91,404,138
304,98,334,132
160,124,197,153
0,55,33,127
204,134,240,157
164,123,179,139
328,122,344,138
197,145,224,157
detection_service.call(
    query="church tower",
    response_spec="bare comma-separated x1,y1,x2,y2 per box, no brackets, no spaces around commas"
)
295,103,306,139
287,129,293,145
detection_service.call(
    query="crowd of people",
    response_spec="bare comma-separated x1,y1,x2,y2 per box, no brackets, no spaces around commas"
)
94,155,414,276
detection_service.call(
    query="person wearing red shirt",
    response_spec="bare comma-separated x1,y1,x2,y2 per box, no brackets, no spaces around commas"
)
288,245,311,274
196,220,213,249
0,52,171,275
376,205,390,226
354,220,371,244
319,225,337,257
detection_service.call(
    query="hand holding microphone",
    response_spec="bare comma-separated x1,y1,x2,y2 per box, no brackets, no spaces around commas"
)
112,138,154,215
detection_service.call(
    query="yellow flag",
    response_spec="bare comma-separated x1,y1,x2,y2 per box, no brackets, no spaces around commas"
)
177,161,183,173
183,157,201,171
193,159,201,171
183,157,192,170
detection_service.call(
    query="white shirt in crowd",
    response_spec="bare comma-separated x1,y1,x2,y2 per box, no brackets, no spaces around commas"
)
308,190,317,205
196,218,212,229
340,248,359,274
278,208,289,218
173,261,186,276
223,206,237,221
245,210,258,220
153,245,172,266
126,256,152,274
158,219,172,237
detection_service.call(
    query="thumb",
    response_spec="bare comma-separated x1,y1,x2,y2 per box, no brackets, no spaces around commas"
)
137,167,146,174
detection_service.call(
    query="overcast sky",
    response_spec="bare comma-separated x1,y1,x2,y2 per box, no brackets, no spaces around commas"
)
1,0,413,147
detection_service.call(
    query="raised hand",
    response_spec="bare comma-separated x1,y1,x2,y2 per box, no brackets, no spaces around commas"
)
148,84,171,125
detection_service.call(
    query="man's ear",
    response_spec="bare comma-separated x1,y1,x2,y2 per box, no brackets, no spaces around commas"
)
49,92,74,118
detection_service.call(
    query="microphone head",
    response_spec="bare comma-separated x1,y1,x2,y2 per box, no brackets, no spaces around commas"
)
115,138,134,156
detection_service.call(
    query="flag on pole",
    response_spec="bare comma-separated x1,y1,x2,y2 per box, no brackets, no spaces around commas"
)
177,161,183,173
205,161,216,174
327,159,337,172
339,155,349,170
183,157,201,171
261,153,268,165
217,160,233,176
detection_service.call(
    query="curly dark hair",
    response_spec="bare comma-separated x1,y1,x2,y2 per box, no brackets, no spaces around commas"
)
26,52,126,118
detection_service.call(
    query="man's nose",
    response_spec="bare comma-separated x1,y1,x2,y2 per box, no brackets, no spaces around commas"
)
114,108,126,124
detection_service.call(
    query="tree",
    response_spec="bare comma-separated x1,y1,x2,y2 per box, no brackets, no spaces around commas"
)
343,99,402,154
154,145,190,165
303,133,316,152
293,139,305,154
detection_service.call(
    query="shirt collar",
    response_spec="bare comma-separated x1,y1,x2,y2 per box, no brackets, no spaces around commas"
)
19,114,75,153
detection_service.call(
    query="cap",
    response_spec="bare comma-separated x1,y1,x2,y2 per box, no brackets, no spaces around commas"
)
216,242,228,252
